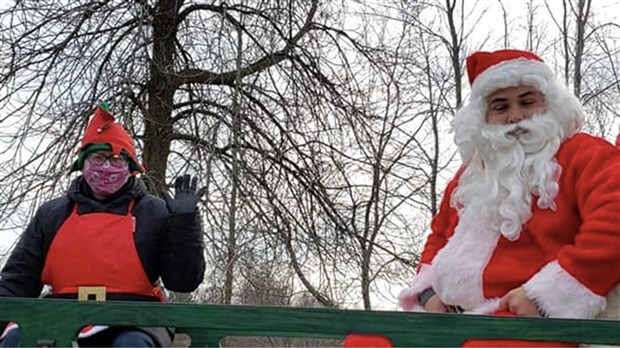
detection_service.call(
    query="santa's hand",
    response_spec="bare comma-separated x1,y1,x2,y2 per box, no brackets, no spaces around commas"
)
424,294,449,313
498,287,542,317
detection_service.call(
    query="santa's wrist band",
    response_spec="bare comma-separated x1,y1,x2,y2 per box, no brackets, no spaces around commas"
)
418,287,436,307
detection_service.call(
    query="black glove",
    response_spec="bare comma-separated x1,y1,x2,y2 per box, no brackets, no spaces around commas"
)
165,174,205,214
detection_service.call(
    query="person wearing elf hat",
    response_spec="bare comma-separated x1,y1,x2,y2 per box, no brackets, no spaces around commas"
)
0,104,205,347
394,49,620,347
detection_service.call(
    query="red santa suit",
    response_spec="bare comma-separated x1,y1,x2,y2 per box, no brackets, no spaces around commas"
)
398,49,620,346
403,133,620,313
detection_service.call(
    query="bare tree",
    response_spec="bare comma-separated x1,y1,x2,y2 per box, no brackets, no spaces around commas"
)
222,259,337,347
0,0,329,304
571,0,592,98
543,0,620,137
2,0,618,314
497,0,509,48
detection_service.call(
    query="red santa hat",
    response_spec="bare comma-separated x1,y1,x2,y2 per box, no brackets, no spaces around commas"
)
72,104,145,173
451,49,584,159
466,49,555,100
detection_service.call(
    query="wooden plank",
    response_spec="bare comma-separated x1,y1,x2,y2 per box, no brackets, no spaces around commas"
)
1,298,619,347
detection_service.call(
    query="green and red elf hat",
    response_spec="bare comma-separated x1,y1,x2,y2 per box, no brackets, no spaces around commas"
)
71,102,146,173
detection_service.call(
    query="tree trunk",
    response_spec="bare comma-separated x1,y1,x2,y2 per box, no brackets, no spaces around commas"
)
573,0,591,99
143,0,184,196
223,10,243,305
445,0,463,109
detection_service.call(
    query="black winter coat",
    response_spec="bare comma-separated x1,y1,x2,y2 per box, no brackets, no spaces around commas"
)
0,176,205,346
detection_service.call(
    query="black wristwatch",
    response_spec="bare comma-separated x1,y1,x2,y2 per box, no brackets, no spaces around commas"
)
418,287,436,307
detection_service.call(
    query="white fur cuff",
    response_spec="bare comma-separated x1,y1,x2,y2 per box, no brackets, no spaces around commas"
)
470,58,554,99
398,264,433,310
523,260,606,319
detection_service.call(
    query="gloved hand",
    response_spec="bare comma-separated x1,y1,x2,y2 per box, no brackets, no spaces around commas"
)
165,174,205,214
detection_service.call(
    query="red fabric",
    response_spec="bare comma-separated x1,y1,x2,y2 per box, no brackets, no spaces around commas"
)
413,133,620,345
420,133,620,299
466,49,543,85
342,334,393,347
41,200,159,298
79,106,145,172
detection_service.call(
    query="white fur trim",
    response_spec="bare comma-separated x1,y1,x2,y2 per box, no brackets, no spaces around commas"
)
523,260,607,319
398,264,433,310
581,284,620,348
470,58,555,100
595,283,620,320
455,57,585,154
465,298,501,315
431,215,500,310
410,304,427,312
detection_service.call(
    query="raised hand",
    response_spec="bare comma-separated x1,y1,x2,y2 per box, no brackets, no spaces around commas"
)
166,174,205,214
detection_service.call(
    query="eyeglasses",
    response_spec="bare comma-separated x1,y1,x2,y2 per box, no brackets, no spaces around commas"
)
87,153,128,168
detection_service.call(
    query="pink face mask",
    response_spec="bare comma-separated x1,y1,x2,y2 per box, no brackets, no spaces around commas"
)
83,159,131,197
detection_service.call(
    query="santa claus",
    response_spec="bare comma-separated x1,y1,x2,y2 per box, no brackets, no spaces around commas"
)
398,49,620,346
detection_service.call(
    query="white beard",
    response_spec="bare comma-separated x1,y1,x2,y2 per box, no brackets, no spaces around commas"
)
451,113,564,240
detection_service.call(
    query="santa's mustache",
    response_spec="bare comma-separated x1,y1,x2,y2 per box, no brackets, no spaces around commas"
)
480,113,561,153
486,119,537,139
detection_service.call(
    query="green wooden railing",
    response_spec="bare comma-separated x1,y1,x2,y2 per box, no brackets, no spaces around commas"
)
1,297,619,347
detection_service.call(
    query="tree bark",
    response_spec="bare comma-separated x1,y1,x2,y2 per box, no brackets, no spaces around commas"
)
143,0,184,196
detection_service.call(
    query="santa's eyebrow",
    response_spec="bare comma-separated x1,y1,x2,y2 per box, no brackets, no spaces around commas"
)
518,91,536,98
487,90,539,104
487,96,507,104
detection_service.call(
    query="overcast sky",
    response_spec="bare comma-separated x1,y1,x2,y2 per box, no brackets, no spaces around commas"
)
2,0,620,260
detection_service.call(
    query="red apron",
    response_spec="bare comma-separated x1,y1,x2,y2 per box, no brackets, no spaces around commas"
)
41,200,159,298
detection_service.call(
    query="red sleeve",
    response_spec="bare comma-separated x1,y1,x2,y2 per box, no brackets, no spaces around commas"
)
418,170,462,269
524,134,620,318
559,135,620,294
399,169,462,310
